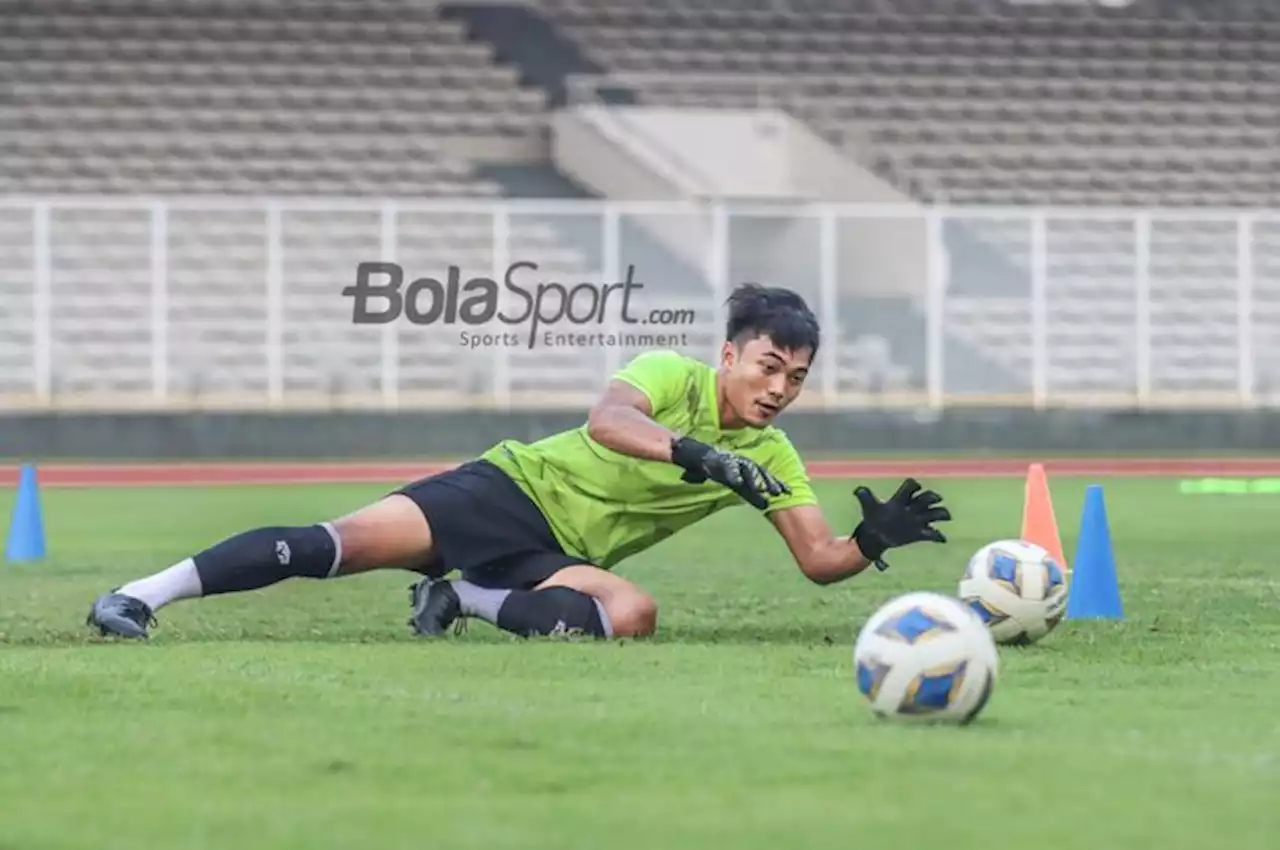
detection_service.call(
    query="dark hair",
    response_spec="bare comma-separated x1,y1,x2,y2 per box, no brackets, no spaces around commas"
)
724,283,821,358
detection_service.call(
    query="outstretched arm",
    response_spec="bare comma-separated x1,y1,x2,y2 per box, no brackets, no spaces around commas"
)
769,504,873,585
769,479,953,584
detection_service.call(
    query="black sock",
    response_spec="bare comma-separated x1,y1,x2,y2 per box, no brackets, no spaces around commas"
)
193,524,340,596
493,586,613,638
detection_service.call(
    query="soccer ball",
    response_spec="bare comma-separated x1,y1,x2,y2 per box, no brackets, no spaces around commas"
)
959,539,1068,646
852,591,999,725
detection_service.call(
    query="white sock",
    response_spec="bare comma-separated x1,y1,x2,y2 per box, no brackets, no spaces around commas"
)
451,580,511,622
118,558,204,612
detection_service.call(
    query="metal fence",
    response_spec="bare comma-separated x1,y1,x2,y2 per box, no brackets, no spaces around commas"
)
1,196,1278,411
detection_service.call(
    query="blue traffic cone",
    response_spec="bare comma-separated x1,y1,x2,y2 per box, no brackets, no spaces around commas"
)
1065,484,1123,620
5,464,47,563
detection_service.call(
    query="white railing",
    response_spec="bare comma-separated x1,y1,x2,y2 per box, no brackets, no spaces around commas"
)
1,196,1279,412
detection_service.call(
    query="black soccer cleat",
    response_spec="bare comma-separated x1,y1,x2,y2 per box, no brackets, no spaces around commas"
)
407,578,462,637
87,590,156,639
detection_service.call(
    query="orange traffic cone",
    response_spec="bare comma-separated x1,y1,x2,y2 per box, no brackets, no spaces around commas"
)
1021,462,1068,572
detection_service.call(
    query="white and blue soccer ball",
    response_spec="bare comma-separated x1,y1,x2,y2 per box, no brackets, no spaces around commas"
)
852,591,999,725
959,539,1068,646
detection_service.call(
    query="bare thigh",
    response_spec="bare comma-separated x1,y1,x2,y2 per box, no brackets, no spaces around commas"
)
536,565,658,638
328,494,439,577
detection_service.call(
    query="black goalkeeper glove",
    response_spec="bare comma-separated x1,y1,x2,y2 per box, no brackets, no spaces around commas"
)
851,478,951,572
670,436,790,510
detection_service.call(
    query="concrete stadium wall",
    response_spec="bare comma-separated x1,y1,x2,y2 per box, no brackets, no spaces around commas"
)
2,409,1280,460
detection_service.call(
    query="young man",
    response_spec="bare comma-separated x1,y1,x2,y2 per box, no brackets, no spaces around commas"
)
88,284,951,641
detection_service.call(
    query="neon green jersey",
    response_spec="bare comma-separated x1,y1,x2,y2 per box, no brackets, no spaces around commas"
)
479,349,818,569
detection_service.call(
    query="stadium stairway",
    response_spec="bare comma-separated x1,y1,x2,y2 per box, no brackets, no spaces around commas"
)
471,163,714,303
439,2,634,108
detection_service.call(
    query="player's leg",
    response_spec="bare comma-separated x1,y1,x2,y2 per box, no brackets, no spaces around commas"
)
411,562,658,639
395,458,659,640
87,488,440,639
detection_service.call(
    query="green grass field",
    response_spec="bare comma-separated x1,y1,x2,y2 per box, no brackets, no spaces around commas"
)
1,476,1278,849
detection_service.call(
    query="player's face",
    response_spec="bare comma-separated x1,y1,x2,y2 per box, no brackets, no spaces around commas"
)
721,334,812,427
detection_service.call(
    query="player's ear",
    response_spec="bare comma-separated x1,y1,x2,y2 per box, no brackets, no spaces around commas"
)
720,340,737,367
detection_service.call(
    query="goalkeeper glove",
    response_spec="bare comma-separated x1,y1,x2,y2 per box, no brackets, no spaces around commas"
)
851,477,951,571
670,436,790,510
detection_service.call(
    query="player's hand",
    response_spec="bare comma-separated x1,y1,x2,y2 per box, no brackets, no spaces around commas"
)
851,478,950,571
669,436,790,510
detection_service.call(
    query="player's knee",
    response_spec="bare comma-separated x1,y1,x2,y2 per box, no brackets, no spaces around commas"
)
328,514,379,571
328,495,437,575
606,592,658,638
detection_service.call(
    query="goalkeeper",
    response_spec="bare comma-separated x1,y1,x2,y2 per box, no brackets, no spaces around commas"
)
88,284,951,641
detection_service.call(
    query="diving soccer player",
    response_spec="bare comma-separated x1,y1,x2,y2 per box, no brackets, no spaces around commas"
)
87,284,951,641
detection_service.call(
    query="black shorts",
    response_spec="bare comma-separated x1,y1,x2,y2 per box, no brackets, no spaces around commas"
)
392,459,587,591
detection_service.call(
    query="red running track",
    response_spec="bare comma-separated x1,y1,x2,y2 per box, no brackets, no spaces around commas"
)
2,458,1280,487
